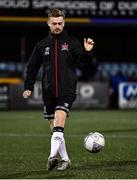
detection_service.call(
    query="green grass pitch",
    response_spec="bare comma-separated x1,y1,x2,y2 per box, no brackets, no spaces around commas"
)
0,110,137,179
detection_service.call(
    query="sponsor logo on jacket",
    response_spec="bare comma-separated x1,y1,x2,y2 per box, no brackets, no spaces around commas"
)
44,47,50,55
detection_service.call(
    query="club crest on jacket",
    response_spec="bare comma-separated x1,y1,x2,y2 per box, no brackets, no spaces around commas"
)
61,43,69,51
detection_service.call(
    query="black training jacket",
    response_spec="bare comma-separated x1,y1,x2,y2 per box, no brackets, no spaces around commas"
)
24,30,93,100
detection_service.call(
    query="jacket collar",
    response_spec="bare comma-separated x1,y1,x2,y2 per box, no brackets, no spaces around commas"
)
49,29,67,39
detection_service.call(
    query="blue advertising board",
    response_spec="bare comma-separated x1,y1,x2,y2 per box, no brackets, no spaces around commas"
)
119,82,137,109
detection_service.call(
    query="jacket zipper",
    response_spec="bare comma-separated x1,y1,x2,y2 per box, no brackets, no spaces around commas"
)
54,36,59,97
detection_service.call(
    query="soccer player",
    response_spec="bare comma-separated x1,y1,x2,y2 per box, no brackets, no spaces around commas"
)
23,9,94,171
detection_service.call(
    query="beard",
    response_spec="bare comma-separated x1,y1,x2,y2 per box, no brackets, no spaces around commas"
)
53,28,62,34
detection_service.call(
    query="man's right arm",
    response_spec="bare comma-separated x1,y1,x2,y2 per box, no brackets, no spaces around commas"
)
24,44,42,91
23,43,42,98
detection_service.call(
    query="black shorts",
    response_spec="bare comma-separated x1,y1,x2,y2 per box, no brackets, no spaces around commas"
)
43,96,76,120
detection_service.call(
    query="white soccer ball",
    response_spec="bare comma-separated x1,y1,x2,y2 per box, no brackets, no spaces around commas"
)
84,132,105,153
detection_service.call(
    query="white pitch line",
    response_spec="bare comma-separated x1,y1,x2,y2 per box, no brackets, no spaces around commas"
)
0,133,137,138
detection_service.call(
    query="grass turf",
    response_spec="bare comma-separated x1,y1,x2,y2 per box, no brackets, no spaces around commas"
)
0,110,137,179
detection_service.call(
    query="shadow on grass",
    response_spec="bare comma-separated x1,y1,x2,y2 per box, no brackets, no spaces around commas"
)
0,169,74,179
1,160,137,179
73,160,137,171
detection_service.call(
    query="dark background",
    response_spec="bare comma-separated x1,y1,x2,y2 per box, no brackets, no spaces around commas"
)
0,23,137,64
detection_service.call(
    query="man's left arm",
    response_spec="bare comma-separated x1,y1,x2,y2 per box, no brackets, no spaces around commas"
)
72,37,94,68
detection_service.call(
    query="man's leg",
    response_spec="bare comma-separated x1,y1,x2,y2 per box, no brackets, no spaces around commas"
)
49,110,70,170
48,118,70,167
43,101,59,170
54,111,70,162
48,119,54,133
47,110,66,170
49,96,76,170
45,96,75,170
49,110,66,158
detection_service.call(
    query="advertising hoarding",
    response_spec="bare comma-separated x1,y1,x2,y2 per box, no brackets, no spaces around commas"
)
8,82,109,110
119,82,137,109
0,0,137,23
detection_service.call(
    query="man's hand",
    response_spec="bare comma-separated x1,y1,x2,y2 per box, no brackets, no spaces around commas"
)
23,90,32,99
84,38,94,51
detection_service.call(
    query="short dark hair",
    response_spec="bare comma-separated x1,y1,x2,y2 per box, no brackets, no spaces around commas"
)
48,9,65,19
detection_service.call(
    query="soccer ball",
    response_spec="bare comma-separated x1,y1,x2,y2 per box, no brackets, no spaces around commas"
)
84,132,105,153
